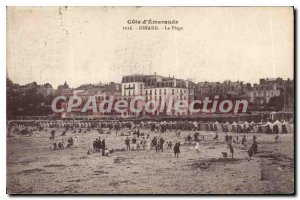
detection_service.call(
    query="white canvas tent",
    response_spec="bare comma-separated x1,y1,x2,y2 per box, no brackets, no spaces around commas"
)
231,121,238,132
243,121,250,130
274,120,283,134
225,121,232,132
266,121,274,128
213,121,222,131
282,121,293,133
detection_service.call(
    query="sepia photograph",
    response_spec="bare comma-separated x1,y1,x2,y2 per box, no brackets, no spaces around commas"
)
6,6,294,194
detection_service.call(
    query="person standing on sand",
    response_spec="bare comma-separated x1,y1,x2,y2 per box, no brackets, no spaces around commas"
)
51,130,55,140
142,137,146,150
167,141,172,149
73,137,78,147
53,141,57,150
152,137,157,149
229,135,233,143
125,137,130,150
241,135,246,146
253,135,257,142
101,139,106,156
252,141,258,154
169,141,172,150
275,135,279,143
114,122,117,135
187,134,192,146
155,140,160,152
176,130,181,137
195,141,200,153
146,138,151,150
213,132,218,140
248,146,254,161
101,139,105,149
225,133,229,143
104,148,109,156
228,143,234,158
132,136,137,150
173,142,180,158
159,138,165,152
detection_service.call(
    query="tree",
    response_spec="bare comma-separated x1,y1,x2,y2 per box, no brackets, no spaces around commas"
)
6,78,56,118
268,95,284,111
43,83,53,88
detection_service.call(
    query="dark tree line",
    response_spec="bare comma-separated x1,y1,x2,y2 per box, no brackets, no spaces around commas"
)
7,78,55,118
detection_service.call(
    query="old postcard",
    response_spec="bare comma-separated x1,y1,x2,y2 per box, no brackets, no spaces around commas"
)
6,6,294,194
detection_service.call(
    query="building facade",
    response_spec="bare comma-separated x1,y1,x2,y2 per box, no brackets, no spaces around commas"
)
61,82,122,119
121,74,195,117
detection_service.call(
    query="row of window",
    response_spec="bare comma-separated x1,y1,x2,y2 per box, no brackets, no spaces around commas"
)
123,88,188,96
73,112,122,116
145,96,187,101
253,90,279,97
253,86,276,91
145,89,187,95
123,83,143,90
123,82,189,90
122,76,145,83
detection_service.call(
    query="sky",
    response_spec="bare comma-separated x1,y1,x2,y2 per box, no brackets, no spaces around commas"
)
7,7,294,88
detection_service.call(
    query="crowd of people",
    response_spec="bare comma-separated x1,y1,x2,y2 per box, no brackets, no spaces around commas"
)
123,134,181,157
51,136,78,150
7,118,286,160
90,137,109,156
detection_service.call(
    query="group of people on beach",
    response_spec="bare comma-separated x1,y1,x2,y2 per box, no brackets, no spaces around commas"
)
51,136,78,150
124,136,150,151
221,131,260,160
248,135,259,160
91,137,109,156
9,118,282,161
124,135,180,157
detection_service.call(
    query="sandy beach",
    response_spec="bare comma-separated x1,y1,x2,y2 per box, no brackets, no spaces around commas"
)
7,128,294,194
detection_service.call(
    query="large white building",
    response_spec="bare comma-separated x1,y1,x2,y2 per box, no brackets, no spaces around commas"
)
121,74,195,117
247,82,281,105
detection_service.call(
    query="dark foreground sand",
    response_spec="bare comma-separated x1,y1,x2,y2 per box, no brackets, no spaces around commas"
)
7,128,294,194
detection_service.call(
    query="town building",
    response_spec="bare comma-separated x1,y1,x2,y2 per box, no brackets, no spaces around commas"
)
246,78,293,109
195,80,247,99
56,81,73,97
121,73,195,117
61,82,122,119
246,83,280,105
